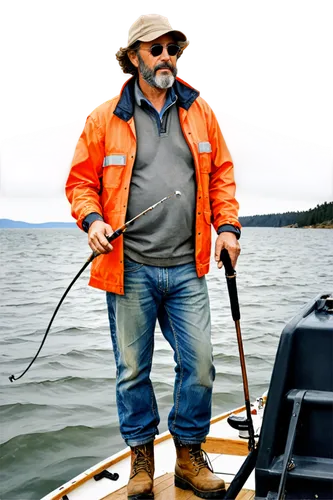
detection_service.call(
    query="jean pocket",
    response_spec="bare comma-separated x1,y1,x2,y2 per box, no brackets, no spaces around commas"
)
124,258,144,273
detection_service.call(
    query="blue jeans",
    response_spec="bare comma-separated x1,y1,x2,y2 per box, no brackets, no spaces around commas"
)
106,259,215,447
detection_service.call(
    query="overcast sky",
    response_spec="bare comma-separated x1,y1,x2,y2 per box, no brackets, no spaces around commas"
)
0,8,333,222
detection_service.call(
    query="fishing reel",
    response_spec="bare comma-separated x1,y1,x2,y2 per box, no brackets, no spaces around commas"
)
227,397,264,439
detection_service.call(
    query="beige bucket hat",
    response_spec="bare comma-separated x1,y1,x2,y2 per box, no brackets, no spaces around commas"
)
127,14,187,47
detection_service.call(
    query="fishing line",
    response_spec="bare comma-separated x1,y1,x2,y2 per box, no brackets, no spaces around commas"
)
9,191,181,382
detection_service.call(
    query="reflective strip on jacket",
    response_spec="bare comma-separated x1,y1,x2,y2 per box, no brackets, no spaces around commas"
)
66,77,241,294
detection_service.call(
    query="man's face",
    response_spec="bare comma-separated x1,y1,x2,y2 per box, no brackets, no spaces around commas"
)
132,34,179,89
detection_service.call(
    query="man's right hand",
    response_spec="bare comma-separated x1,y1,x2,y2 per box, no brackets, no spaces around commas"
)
88,220,114,255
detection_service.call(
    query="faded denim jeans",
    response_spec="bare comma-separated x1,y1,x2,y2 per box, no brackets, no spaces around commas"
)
106,259,215,447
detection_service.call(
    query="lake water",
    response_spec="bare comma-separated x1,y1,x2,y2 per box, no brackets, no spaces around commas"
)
0,227,332,499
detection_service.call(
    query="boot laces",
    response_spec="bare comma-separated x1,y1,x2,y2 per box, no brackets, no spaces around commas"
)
132,446,152,476
189,447,214,473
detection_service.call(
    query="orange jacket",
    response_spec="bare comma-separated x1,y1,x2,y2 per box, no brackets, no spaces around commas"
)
66,77,240,294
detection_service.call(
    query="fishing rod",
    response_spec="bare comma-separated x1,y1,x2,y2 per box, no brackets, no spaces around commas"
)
9,191,182,383
220,248,258,500
220,248,255,451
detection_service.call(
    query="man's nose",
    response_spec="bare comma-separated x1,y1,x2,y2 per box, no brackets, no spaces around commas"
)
160,47,171,60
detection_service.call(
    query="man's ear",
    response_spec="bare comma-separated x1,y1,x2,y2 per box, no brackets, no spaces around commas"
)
128,50,139,69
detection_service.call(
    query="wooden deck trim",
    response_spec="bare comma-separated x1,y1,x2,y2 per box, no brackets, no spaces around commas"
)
203,436,249,456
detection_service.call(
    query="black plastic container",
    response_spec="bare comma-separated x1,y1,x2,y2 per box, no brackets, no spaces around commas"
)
255,293,333,499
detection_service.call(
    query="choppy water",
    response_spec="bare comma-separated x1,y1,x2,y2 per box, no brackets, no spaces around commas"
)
0,227,332,499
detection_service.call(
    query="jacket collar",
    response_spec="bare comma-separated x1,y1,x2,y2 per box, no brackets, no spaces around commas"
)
114,76,199,122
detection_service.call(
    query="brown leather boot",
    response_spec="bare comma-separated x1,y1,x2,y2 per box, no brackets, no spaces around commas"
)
127,441,154,499
174,443,226,499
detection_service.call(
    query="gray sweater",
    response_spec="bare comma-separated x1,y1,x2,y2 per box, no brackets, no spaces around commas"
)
123,100,196,267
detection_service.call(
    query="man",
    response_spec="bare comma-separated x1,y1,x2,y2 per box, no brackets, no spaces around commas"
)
66,14,241,500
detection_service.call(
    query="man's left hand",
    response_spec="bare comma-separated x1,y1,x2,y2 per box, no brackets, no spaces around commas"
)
215,232,241,270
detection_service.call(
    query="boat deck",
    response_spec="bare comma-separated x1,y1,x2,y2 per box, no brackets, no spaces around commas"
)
102,472,255,499
42,404,261,500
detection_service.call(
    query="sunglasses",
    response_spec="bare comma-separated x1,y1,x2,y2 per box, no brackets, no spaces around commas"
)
141,43,180,57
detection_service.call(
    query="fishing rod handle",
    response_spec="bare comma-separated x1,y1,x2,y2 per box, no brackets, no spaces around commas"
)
89,227,124,263
220,248,235,277
106,227,123,243
220,249,240,321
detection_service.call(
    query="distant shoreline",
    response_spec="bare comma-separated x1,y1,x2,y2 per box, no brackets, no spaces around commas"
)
1,221,332,229
0,219,76,229
303,226,333,229
284,223,333,229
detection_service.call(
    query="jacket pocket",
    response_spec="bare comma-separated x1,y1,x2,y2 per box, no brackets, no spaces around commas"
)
199,154,212,174
103,154,127,188
204,210,212,225
198,147,212,219
198,142,212,173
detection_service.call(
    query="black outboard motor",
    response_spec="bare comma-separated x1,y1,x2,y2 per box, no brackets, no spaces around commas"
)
255,293,333,499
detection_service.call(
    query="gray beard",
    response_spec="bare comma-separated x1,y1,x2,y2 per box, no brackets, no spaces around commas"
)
154,72,175,89
137,53,177,89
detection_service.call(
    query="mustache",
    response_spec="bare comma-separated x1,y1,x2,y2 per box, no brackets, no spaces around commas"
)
154,62,175,73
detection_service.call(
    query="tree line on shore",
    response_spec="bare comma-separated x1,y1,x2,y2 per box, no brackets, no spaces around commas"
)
239,201,333,228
